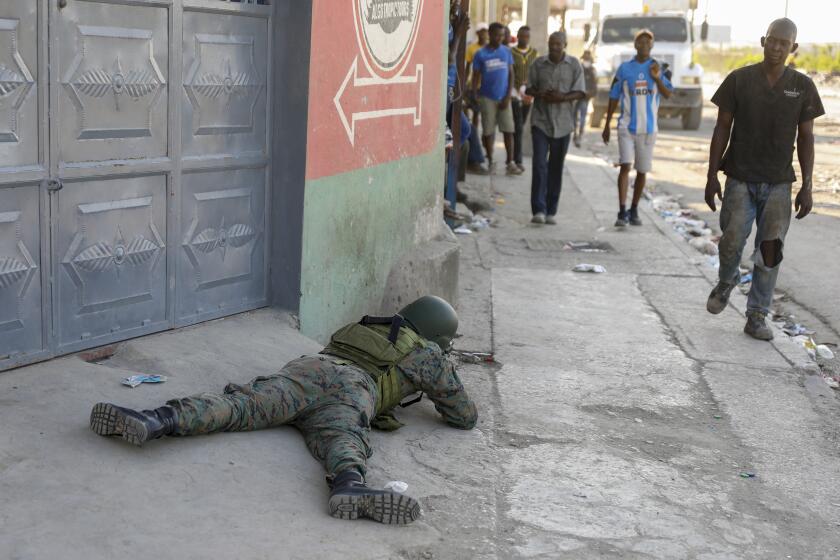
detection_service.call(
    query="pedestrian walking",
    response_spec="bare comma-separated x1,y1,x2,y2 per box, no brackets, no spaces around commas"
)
601,29,673,227
466,22,489,174
471,22,521,175
89,296,477,525
511,26,538,173
524,31,585,225
573,50,597,148
704,18,823,341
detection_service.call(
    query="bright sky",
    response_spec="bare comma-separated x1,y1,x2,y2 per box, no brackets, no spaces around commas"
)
588,0,839,45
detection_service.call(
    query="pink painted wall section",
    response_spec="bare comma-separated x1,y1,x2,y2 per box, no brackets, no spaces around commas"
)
305,0,444,181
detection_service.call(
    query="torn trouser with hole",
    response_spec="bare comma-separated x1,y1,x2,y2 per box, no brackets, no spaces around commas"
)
717,178,792,315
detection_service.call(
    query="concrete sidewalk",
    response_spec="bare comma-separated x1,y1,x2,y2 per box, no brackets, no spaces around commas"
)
2,146,840,559
456,147,840,558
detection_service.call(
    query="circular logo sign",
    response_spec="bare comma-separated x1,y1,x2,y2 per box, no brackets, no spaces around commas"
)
354,0,423,78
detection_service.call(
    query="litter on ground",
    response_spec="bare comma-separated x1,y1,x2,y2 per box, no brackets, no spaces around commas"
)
573,264,607,273
122,374,167,388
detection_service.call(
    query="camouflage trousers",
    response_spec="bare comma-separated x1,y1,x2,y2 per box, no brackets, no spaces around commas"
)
165,355,377,477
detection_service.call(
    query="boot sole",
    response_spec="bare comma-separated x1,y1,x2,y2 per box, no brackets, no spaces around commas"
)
329,492,421,525
89,403,149,446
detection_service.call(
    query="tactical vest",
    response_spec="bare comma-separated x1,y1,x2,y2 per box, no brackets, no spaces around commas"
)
321,316,427,415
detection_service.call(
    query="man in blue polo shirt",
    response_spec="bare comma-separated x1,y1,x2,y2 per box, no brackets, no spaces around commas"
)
602,29,672,227
471,22,521,175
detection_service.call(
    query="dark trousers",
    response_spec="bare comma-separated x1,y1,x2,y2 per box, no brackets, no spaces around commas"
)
530,126,571,216
512,98,531,165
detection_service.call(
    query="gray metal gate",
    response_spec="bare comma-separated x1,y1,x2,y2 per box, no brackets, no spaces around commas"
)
0,0,271,370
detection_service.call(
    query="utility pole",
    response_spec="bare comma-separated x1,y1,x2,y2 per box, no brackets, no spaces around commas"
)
785,0,789,17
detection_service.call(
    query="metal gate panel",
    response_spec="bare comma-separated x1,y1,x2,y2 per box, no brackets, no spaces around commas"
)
0,3,38,169
0,0,48,370
55,1,168,164
181,9,268,159
0,184,43,363
0,0,275,371
177,166,266,325
177,2,270,327
54,174,167,352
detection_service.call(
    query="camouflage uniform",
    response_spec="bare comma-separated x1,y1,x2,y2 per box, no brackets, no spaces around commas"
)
165,345,477,477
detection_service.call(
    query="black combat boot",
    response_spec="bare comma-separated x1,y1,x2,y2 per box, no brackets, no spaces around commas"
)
328,469,421,525
89,402,178,446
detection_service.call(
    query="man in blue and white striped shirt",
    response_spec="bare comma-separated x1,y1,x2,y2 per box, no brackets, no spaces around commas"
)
602,29,673,227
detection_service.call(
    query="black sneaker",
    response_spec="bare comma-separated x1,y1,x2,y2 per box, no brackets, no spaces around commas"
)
706,281,735,314
744,311,774,341
614,210,629,227
628,207,643,226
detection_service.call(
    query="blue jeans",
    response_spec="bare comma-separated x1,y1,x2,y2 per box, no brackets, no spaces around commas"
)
574,98,589,137
717,178,792,315
530,126,571,216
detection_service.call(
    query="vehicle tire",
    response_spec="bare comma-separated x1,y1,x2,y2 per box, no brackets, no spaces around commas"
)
590,108,605,129
682,106,702,130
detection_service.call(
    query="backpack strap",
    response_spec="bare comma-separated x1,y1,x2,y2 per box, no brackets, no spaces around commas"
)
359,314,406,343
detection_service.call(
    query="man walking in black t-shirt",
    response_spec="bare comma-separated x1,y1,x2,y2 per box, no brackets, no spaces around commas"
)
704,18,824,341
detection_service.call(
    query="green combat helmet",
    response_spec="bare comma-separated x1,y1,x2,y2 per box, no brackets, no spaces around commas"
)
398,295,458,352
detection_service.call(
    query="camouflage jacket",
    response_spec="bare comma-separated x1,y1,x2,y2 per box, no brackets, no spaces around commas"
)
372,344,477,431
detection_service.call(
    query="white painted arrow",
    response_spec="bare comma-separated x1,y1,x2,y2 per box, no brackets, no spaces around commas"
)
333,56,424,146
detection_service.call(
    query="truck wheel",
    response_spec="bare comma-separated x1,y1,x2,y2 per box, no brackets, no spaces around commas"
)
682,107,702,130
590,108,605,129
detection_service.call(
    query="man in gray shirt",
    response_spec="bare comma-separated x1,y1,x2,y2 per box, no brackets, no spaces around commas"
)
525,31,585,225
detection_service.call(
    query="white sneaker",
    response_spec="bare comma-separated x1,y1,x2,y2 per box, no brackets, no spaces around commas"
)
531,213,546,224
545,215,557,225
506,162,524,175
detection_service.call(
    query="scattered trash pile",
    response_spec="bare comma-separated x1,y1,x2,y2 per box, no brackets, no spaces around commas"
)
445,202,495,235
771,308,840,390
648,192,721,268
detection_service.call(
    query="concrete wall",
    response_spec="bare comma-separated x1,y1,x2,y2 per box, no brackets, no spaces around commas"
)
298,0,458,342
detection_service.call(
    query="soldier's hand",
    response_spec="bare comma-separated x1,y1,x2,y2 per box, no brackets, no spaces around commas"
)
795,186,813,219
650,62,661,79
601,125,610,144
705,174,723,212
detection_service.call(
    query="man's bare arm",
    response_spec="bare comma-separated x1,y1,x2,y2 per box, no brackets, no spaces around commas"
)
705,109,734,211
561,91,586,102
471,66,480,97
650,62,672,99
601,97,619,143
795,119,815,219
498,64,514,109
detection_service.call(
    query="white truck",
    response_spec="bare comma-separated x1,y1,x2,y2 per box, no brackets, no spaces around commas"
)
588,2,704,130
